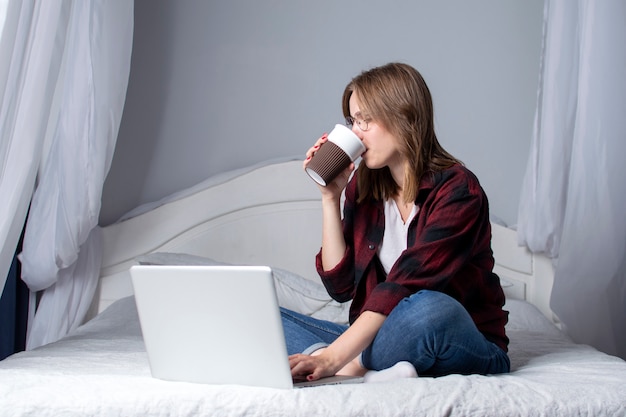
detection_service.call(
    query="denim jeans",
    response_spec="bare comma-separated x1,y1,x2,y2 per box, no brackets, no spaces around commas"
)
280,290,510,376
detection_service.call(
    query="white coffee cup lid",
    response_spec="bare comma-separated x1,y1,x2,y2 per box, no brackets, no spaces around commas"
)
327,124,365,161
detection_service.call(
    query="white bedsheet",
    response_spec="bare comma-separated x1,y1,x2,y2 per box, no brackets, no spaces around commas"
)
1,297,625,417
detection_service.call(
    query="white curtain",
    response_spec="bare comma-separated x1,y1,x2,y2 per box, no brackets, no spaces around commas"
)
0,0,69,304
518,0,626,359
0,0,133,349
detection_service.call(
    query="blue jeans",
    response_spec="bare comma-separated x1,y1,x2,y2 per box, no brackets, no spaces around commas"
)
280,290,510,376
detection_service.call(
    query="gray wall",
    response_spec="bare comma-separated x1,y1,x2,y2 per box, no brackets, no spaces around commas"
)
100,0,544,226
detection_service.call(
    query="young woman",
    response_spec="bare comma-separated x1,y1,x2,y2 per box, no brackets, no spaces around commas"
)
284,62,509,383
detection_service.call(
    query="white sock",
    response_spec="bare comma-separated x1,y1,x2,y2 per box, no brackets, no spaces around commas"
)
363,361,418,383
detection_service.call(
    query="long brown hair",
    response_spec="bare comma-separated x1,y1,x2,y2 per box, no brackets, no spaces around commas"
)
342,63,461,204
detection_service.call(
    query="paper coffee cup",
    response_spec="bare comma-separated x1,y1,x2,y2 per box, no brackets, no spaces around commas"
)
305,124,365,186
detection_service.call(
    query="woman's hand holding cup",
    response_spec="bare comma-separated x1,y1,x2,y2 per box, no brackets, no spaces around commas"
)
304,124,365,197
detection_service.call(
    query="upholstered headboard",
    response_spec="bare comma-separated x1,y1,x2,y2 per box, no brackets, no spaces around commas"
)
94,159,555,323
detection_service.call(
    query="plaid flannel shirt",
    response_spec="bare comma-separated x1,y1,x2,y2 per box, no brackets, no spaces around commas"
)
316,164,509,351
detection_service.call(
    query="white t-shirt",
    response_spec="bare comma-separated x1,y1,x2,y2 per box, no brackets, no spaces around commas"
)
378,199,419,275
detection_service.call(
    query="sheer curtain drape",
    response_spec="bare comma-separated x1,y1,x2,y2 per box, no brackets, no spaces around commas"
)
518,0,626,359
0,0,69,305
0,0,133,349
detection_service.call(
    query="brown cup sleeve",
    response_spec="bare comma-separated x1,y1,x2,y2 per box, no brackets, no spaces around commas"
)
306,142,351,186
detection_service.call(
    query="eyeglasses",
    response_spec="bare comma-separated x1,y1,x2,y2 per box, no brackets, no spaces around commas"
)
345,115,371,132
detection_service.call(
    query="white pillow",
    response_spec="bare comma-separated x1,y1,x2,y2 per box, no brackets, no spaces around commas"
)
135,252,350,324
504,299,562,335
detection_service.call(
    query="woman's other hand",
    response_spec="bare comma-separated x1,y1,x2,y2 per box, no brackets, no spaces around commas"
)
289,352,338,382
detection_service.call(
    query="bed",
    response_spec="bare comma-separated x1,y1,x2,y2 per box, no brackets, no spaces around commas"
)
1,158,625,416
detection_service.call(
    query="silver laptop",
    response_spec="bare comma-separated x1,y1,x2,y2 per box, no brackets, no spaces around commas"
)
130,264,362,389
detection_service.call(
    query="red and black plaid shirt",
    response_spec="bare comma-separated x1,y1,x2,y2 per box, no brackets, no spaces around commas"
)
316,164,509,351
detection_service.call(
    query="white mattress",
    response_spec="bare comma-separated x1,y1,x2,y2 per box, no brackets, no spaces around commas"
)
1,293,625,417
